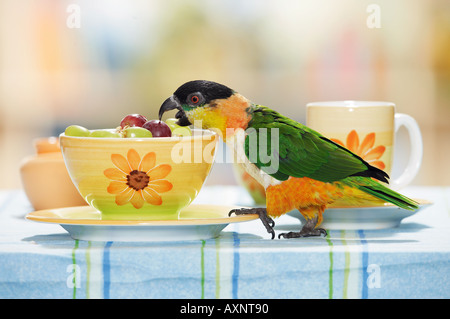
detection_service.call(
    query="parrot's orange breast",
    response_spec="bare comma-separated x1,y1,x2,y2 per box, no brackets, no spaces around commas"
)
214,93,252,133
265,177,345,218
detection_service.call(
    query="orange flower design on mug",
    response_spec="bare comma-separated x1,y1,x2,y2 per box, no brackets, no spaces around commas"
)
331,130,386,170
104,149,173,208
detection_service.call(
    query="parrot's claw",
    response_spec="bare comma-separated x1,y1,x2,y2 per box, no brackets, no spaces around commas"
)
278,215,327,239
229,207,275,239
278,228,327,239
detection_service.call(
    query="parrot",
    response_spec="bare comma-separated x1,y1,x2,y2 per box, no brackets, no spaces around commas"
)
158,80,419,239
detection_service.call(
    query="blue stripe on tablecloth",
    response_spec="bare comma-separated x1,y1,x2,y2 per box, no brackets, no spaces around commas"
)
358,230,369,299
103,241,113,299
232,232,240,299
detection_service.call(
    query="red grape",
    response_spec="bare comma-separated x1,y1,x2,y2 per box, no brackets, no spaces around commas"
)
142,120,172,137
120,114,148,128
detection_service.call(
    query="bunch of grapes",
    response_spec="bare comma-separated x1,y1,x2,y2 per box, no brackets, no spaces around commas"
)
64,114,191,138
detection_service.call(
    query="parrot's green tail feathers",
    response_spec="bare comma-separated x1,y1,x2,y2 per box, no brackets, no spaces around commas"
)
347,177,419,211
358,185,419,210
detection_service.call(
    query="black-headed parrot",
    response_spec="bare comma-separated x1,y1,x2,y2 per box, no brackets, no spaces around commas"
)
159,80,418,239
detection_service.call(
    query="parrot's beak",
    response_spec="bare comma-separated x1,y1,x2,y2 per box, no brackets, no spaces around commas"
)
158,95,192,126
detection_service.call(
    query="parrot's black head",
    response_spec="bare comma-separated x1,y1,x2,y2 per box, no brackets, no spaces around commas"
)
159,80,234,126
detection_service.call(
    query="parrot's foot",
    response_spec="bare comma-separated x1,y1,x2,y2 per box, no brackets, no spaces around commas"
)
229,207,275,239
278,228,327,239
278,216,327,239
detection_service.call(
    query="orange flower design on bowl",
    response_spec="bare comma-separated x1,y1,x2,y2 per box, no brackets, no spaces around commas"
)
104,149,173,208
331,130,386,170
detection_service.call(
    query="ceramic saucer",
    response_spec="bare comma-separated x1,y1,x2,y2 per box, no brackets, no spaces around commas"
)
287,199,432,230
26,204,258,242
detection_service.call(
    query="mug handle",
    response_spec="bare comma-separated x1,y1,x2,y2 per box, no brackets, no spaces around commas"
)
390,113,423,190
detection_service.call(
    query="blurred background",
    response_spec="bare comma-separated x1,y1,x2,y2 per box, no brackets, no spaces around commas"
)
0,0,449,189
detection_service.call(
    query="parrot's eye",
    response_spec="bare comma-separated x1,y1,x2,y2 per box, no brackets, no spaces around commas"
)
191,95,199,103
187,92,204,107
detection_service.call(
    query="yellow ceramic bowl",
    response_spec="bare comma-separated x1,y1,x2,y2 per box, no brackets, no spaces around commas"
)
59,129,218,220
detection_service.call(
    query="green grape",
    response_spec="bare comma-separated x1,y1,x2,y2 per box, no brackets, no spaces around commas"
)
165,118,192,137
172,127,192,137
65,125,90,137
90,130,121,138
165,118,178,128
124,127,153,138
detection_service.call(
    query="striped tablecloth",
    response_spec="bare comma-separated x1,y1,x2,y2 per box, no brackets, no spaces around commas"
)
0,186,449,299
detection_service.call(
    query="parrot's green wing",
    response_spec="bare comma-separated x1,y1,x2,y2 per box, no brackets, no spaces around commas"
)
245,105,389,183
